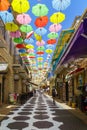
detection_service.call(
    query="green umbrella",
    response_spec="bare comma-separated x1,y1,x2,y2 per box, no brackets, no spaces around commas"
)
47,32,58,39
37,46,45,51
20,25,33,33
32,3,49,16
13,37,23,43
38,62,43,65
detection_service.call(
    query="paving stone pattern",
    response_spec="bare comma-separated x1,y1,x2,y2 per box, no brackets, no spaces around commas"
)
0,92,87,130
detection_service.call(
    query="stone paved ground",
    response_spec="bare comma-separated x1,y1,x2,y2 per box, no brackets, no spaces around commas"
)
0,92,87,130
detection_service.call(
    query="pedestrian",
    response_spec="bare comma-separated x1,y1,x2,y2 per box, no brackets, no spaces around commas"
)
52,87,57,105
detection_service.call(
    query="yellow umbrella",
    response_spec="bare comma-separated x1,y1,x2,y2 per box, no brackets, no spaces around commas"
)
50,12,65,23
11,0,30,13
37,57,43,60
26,44,34,49
5,22,18,32
34,33,42,42
46,49,53,54
20,53,27,57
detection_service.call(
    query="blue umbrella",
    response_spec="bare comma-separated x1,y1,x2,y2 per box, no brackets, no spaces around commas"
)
0,11,14,23
46,44,54,49
52,0,71,11
35,27,47,36
18,49,26,53
24,38,34,44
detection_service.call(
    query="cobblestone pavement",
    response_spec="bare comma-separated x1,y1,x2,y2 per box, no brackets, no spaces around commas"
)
0,92,87,130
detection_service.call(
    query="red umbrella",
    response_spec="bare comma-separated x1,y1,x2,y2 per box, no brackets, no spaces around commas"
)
47,39,56,44
16,44,25,48
26,31,34,39
34,16,48,27
37,51,44,55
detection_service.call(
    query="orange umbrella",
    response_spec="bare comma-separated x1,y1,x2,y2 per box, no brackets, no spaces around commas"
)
34,16,48,27
47,39,56,44
0,0,10,11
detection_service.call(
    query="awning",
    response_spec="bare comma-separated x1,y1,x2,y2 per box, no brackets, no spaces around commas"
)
0,63,8,73
69,68,84,75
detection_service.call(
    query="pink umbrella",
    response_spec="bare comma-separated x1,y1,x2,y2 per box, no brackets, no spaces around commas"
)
26,49,34,53
49,23,62,32
36,40,45,46
10,31,21,38
16,13,31,24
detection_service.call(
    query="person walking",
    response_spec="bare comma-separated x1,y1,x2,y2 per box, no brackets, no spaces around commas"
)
52,87,57,105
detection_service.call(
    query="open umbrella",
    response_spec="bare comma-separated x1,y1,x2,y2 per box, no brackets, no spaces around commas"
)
35,16,48,27
35,27,47,36
45,49,53,54
32,3,49,16
36,40,45,46
24,38,34,44
10,31,21,38
37,51,44,55
18,49,26,53
11,0,30,13
20,25,33,33
13,37,23,44
0,0,10,11
16,44,25,49
26,31,34,39
50,12,65,23
37,57,43,61
52,0,71,11
0,11,14,23
34,33,42,42
16,13,31,24
26,49,34,53
5,22,18,32
49,23,62,32
47,39,57,44
26,44,34,49
47,32,58,39
37,46,45,51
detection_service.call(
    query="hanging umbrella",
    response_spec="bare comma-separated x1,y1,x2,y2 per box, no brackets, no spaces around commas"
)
46,44,54,49
0,0,10,11
32,3,49,16
47,39,57,44
26,44,34,49
16,13,31,24
11,0,30,13
36,40,45,46
24,38,34,44
50,12,65,23
34,33,42,42
35,16,48,27
18,49,26,53
49,23,62,32
20,25,33,33
27,49,34,53
37,51,44,55
13,37,23,44
10,31,21,38
45,49,53,54
26,31,34,39
37,46,45,51
5,22,18,32
35,27,47,36
47,32,58,39
37,57,43,60
20,53,27,57
0,11,14,23
16,44,25,49
52,0,71,11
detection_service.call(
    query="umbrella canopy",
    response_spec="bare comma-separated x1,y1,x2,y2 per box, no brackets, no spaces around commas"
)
26,31,34,39
47,32,58,39
35,16,48,27
16,13,31,24
0,0,10,11
45,49,53,54
0,11,14,23
24,38,34,44
52,0,71,11
27,49,34,53
49,23,62,32
26,44,34,49
20,25,33,33
10,31,21,38
36,40,45,46
37,51,44,55
37,46,45,51
18,49,26,53
13,37,23,44
32,3,49,16
11,0,30,13
5,22,18,32
35,27,47,36
16,44,25,49
50,12,65,23
37,57,43,60
34,33,42,41
47,39,57,44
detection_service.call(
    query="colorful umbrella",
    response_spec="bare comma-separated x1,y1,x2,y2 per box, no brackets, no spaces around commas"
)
10,31,21,38
35,16,48,27
37,51,44,55
26,31,34,39
0,0,10,11
45,49,53,54
32,3,49,16
47,32,58,39
34,33,42,41
47,39,57,44
26,44,34,49
52,0,71,11
16,44,25,49
37,57,43,60
24,38,34,44
5,22,19,32
16,13,31,24
20,53,27,57
36,40,45,46
11,0,30,13
50,12,65,23
18,49,26,53
20,25,33,33
13,37,23,44
26,49,34,53
49,23,62,32
46,44,54,49
37,46,45,51
35,27,47,36
0,11,14,23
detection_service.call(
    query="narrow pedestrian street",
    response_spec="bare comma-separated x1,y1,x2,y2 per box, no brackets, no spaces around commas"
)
0,92,87,130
